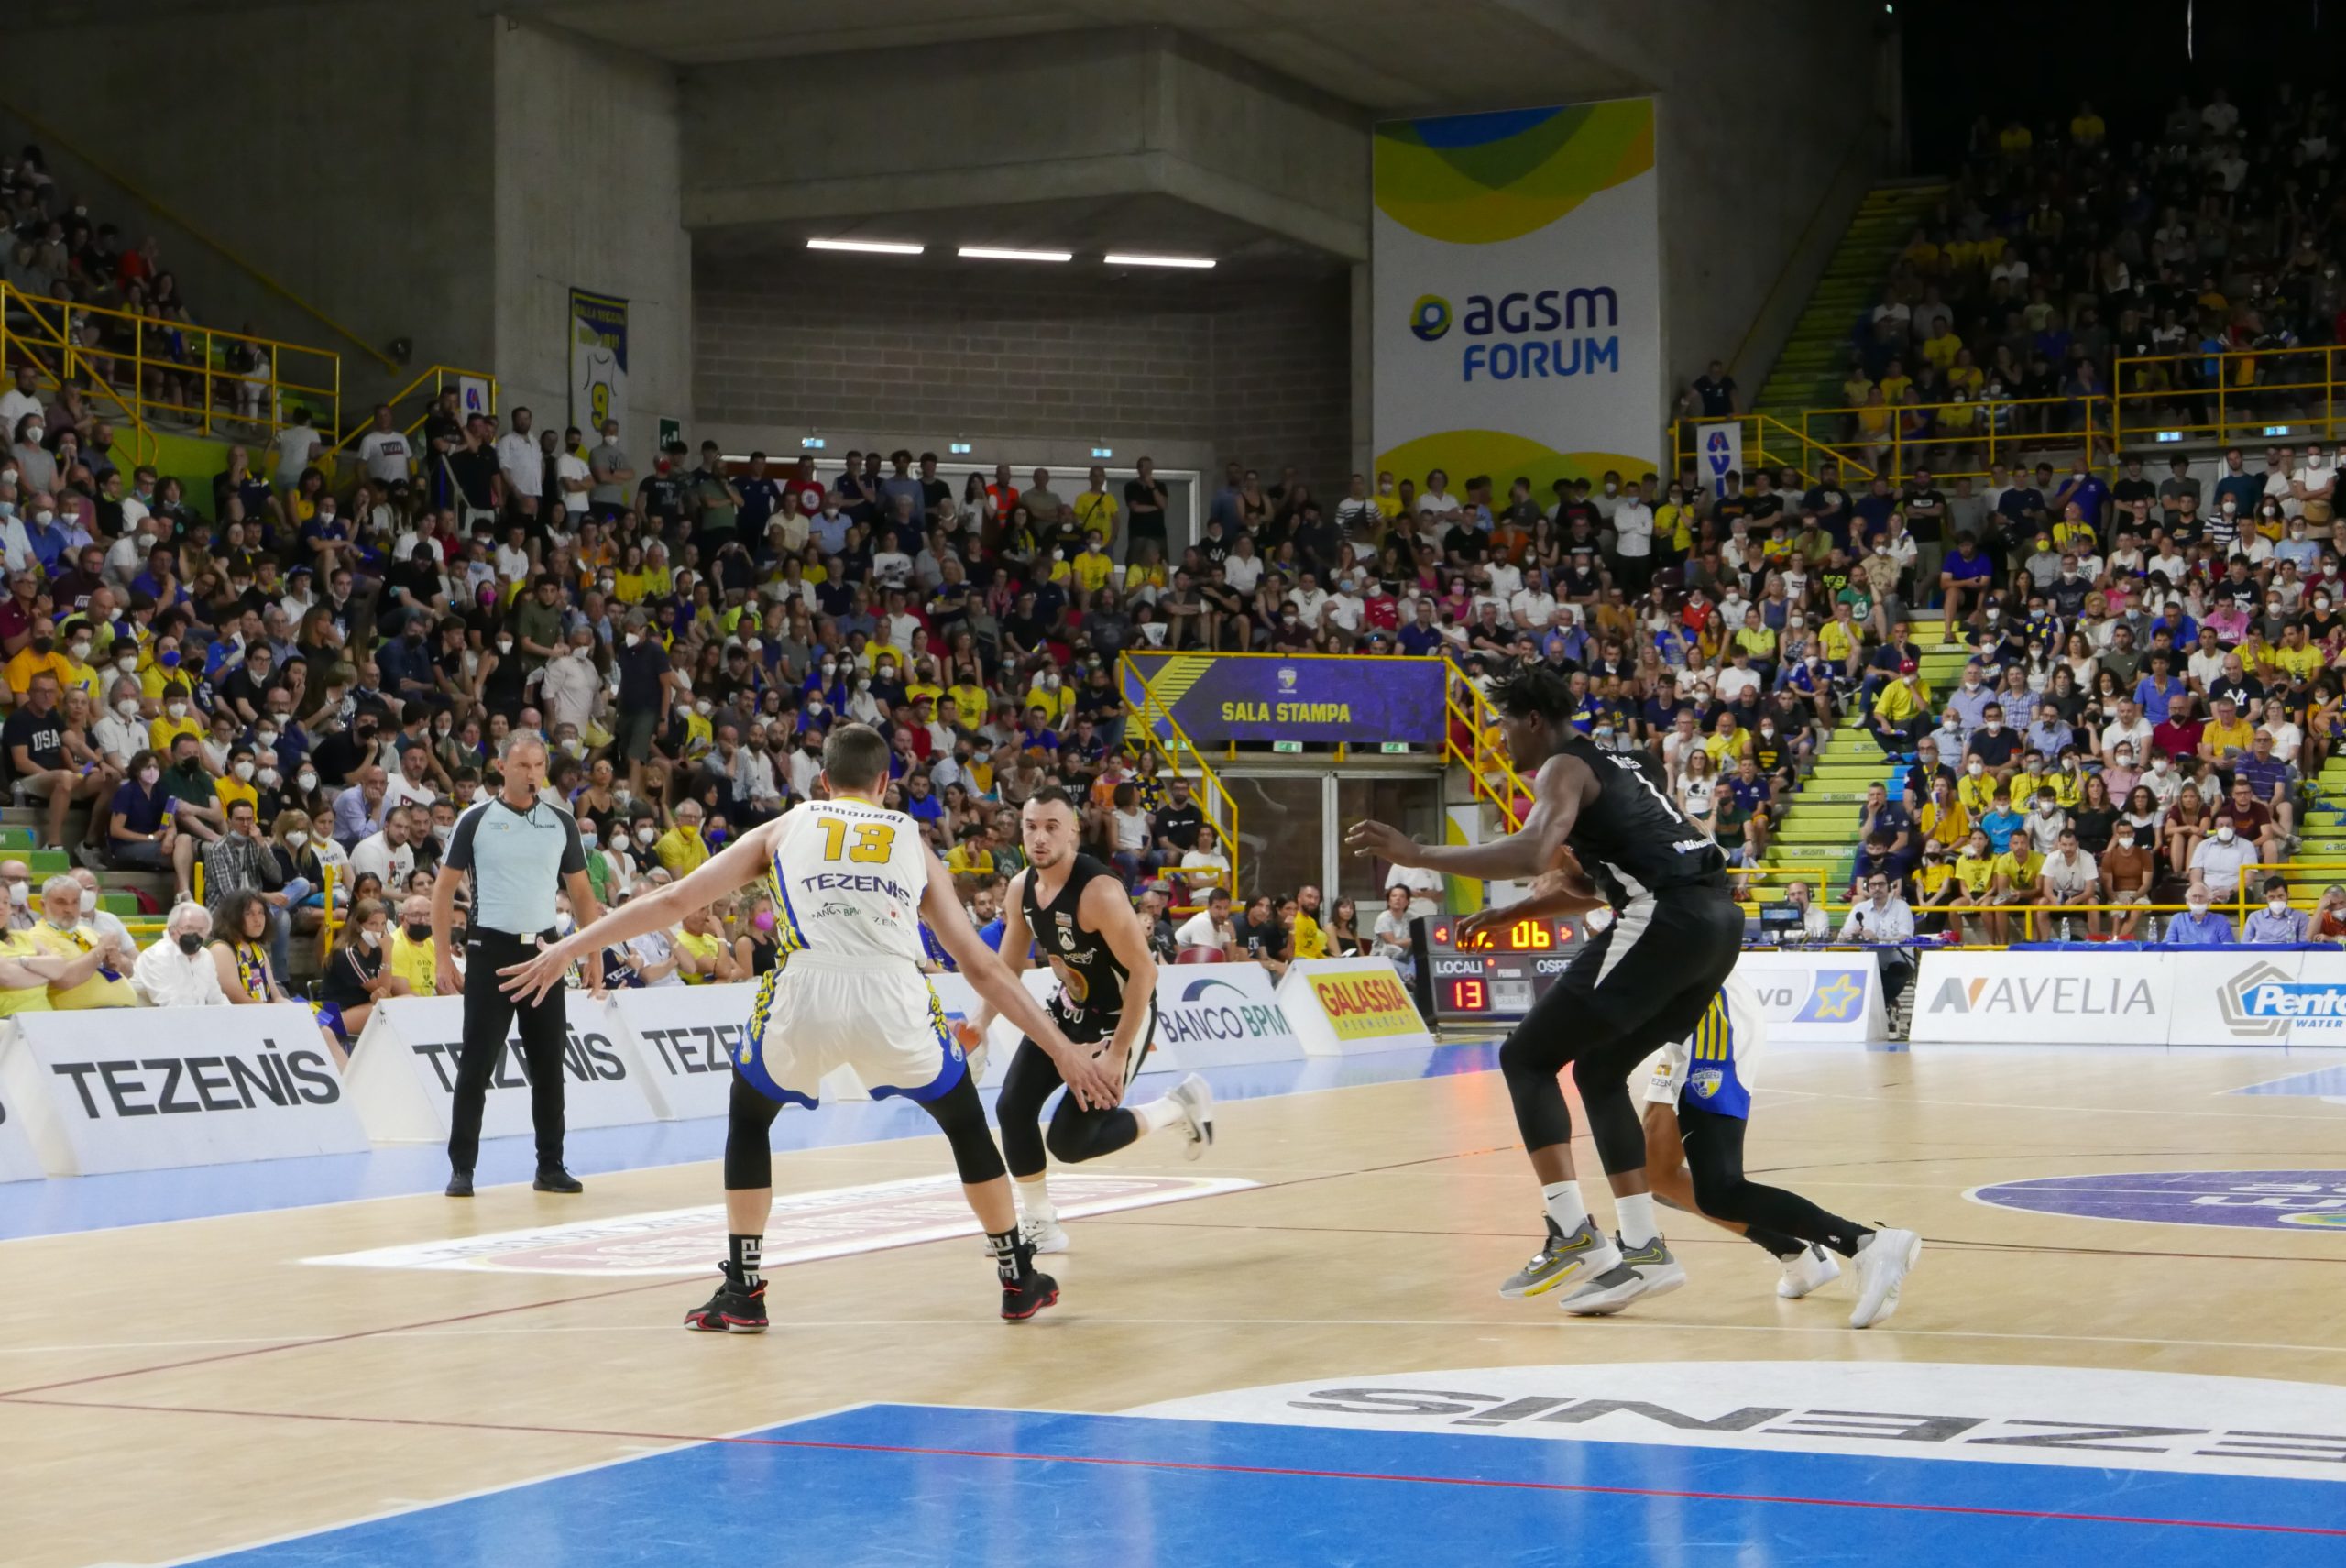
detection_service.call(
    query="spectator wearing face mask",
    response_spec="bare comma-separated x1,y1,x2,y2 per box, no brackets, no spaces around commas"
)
2165,888,2236,946
2188,812,2263,903
133,899,229,1006
2242,876,2310,945
387,892,440,996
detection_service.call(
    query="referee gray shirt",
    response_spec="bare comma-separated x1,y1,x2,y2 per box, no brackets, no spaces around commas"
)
444,796,586,935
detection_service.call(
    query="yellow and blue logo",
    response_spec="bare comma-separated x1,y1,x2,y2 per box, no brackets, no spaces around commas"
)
1409,294,1452,341
1797,970,1868,1024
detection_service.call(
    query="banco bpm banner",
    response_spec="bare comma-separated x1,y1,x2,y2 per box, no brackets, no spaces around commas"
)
1373,100,1661,495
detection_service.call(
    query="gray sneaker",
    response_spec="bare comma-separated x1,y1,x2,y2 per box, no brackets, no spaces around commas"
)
1497,1215,1620,1299
1613,1234,1687,1302
1557,1257,1652,1317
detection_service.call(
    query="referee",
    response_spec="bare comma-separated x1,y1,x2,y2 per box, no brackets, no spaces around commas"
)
435,733,603,1197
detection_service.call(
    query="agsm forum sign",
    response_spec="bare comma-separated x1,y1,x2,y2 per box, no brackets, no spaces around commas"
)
1373,100,1661,493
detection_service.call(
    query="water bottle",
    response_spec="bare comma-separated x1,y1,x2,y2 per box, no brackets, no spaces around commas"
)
2059,916,2072,943
2144,914,2159,943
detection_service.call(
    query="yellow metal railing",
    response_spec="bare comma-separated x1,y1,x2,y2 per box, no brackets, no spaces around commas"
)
323,363,499,469
1,281,339,446
0,92,397,372
1441,664,1532,833
2114,345,2346,448
1116,653,1242,905
1669,411,1877,492
1687,394,2116,486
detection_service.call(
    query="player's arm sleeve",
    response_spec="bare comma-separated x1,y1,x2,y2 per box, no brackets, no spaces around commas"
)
441,806,482,872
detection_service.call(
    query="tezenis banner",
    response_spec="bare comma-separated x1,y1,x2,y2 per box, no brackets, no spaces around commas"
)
1373,100,1660,497
1122,653,1447,746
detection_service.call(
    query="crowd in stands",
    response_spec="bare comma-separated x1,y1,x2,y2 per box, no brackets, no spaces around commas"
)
1844,86,2346,464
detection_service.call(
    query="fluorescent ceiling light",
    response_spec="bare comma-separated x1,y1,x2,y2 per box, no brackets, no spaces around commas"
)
1103,252,1216,269
958,246,1073,262
806,238,923,255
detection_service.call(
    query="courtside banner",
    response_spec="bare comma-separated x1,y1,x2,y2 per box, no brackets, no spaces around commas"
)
343,992,659,1143
1730,951,1884,1045
1121,652,1447,748
2171,951,2346,1047
0,1063,50,1181
1912,950,2176,1046
1150,962,1304,1069
1373,99,1660,500
602,984,750,1120
1282,958,1433,1055
0,1004,367,1176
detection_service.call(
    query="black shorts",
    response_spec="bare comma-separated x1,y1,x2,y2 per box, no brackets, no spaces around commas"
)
1516,887,1743,1072
1035,998,1157,1092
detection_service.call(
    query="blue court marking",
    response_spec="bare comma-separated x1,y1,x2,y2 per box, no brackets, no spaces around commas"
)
176,1402,2344,1567
0,1041,1501,1242
2234,1065,2346,1099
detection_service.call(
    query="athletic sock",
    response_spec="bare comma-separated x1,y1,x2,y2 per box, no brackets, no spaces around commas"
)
1540,1180,1588,1234
985,1227,1027,1286
1132,1095,1184,1135
1615,1191,1660,1249
729,1234,763,1290
1745,1224,1805,1260
1831,1223,1878,1260
1016,1174,1057,1224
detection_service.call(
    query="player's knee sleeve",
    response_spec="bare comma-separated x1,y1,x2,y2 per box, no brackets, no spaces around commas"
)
923,1071,1009,1186
993,1043,1055,1178
723,1074,781,1190
1046,1105,1139,1166
1571,1056,1647,1175
1499,1030,1574,1150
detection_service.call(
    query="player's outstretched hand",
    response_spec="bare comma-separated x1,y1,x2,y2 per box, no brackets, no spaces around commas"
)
1345,818,1418,866
499,943,574,1006
1453,905,1509,946
1046,1027,1123,1111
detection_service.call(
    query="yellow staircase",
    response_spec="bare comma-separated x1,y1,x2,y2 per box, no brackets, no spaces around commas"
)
1756,181,1947,416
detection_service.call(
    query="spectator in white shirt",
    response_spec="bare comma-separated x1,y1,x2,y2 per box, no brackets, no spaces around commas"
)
1387,860,1444,922
1839,874,1915,941
494,408,543,517
1509,572,1557,630
1173,888,1237,957
347,806,419,890
93,677,148,769
132,902,230,1006
1611,486,1654,581
273,410,323,491
357,404,414,486
554,432,592,519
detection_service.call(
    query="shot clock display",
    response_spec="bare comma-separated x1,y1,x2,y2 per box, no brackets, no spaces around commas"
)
1408,915,1592,1029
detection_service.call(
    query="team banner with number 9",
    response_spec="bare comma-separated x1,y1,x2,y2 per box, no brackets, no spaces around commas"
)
1122,653,1448,747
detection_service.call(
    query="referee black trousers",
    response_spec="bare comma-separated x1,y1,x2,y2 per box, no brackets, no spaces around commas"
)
446,927,570,1174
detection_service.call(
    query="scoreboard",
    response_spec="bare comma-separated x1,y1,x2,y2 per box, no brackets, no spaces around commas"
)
1407,914,1593,1029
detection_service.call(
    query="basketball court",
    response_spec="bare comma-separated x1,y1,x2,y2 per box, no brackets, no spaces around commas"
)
5,1037,2343,1565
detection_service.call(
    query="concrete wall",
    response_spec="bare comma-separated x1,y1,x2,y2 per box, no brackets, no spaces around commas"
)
693,255,1351,483
1,0,496,410
491,19,691,436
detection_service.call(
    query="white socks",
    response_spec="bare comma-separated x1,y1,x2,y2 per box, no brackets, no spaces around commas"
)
1016,1174,1056,1224
1616,1192,1660,1248
1134,1095,1184,1135
1542,1179,1588,1234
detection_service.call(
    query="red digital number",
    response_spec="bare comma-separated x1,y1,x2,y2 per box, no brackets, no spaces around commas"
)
1450,978,1487,1011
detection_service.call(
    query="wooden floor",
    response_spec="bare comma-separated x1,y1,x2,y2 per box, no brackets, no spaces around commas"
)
4,1043,2344,1566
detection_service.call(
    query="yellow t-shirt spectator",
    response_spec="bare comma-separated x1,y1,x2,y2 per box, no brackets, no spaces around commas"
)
1025,683,1076,726
389,929,438,996
1999,124,2033,157
1878,371,1913,403
1816,619,1858,665
1071,547,1115,595
3,646,72,699
52,651,102,705
2070,111,2106,145
948,682,990,724
0,929,53,1015
655,824,710,876
1734,626,1778,663
675,927,724,983
214,774,259,819
148,712,203,751
1992,848,2044,891
1953,852,1999,895
1071,490,1120,540
1957,772,2001,817
1292,913,1330,959
1921,330,1962,371
2275,641,2325,683
1919,798,1971,849
947,839,995,880
1873,678,1923,723
2204,717,2255,759
25,921,134,1009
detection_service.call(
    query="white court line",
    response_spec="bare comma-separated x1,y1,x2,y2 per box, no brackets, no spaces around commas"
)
1799,1090,2346,1123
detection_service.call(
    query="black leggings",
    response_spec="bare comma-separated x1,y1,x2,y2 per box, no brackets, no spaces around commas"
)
723,1069,1006,1190
995,1035,1143,1179
1499,892,1744,1176
1679,1101,1869,1258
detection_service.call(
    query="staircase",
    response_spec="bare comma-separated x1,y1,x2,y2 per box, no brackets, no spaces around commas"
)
1754,181,1946,416
1748,641,1968,908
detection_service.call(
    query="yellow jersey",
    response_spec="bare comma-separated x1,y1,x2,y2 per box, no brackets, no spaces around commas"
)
24,921,133,1009
389,929,438,996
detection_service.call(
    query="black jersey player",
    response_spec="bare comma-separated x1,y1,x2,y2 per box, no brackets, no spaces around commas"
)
1348,663,1743,1316
974,787,1215,1252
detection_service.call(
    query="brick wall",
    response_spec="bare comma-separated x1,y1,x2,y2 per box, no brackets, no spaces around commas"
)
694,255,1354,483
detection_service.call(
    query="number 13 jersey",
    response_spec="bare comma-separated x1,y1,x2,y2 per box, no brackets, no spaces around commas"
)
770,798,928,963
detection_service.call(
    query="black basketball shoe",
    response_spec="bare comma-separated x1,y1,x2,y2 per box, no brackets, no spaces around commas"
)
533,1166,585,1194
684,1262,768,1332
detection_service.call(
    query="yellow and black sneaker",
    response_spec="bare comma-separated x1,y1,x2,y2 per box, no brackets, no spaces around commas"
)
1498,1215,1621,1299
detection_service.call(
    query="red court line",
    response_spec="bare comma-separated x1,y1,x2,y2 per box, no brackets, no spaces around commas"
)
0,1276,689,1400
8,1393,2341,1541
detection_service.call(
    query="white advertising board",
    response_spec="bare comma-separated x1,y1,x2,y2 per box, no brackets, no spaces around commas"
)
1730,951,1888,1045
0,1004,369,1176
0,1057,52,1181
1911,948,2346,1047
1147,961,1304,1069
342,992,659,1143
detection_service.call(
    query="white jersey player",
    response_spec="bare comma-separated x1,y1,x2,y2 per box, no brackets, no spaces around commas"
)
499,724,1121,1330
